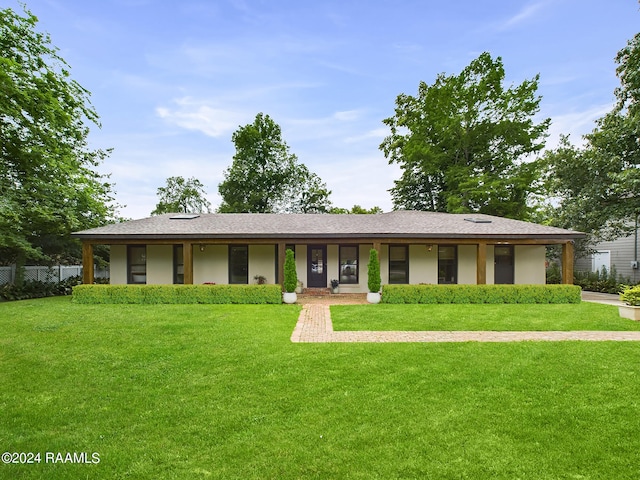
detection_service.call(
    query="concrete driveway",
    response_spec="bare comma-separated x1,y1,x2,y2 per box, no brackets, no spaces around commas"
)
581,291,624,306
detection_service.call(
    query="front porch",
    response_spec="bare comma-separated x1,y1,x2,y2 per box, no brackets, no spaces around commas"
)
79,238,576,287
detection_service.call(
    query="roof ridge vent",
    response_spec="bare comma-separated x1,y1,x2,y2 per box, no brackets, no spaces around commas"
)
464,217,492,224
170,214,200,220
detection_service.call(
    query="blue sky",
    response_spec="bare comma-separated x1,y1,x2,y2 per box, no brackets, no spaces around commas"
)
9,0,640,218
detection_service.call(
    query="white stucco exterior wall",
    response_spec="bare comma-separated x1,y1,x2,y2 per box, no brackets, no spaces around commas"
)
515,245,546,284
193,245,227,284
146,245,174,284
107,241,548,287
409,244,438,284
327,245,339,289
458,245,477,284
110,245,127,284
248,245,275,284
379,245,389,287
293,245,307,289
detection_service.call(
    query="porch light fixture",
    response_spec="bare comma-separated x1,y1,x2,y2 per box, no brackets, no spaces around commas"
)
199,244,206,252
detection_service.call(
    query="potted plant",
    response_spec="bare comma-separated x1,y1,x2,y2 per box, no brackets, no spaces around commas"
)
367,248,381,304
330,279,339,294
253,274,267,285
619,285,640,320
283,248,298,304
295,280,303,294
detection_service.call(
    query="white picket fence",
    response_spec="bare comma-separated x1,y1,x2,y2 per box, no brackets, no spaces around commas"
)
0,265,109,285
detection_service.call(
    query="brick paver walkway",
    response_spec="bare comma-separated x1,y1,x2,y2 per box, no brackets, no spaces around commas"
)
290,293,640,343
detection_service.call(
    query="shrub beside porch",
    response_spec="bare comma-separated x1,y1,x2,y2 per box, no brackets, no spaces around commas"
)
382,284,581,304
72,284,282,304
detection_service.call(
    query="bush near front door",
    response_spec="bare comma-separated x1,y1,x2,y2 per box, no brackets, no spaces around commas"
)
283,249,298,293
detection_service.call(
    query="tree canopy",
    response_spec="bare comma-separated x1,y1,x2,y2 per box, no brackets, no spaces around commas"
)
0,6,115,265
151,176,211,215
542,32,640,240
218,113,332,213
329,205,383,214
380,52,549,220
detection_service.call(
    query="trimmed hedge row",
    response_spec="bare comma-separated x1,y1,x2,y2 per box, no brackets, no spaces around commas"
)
381,284,582,304
72,284,283,304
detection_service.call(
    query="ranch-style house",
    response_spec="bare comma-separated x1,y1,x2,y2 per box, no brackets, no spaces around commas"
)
73,211,584,291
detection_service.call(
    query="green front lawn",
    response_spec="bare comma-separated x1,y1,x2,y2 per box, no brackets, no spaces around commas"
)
2,297,640,479
331,302,640,331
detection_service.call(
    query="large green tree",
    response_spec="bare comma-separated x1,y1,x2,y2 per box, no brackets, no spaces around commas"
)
0,6,115,267
218,113,332,213
380,52,549,220
151,176,211,215
329,205,383,214
542,32,640,240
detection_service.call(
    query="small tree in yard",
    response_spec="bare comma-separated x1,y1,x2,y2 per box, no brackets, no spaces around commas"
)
283,249,297,293
367,249,381,293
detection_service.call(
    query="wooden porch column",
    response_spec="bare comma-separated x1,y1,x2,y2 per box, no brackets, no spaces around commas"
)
372,241,381,255
562,241,574,285
183,242,194,284
82,242,94,285
477,242,487,285
277,242,286,287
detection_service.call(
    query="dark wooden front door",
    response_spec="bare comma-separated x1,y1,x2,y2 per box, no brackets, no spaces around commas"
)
494,245,514,284
307,245,327,288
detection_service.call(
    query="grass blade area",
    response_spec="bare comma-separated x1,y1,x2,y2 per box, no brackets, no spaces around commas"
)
330,303,640,331
1,297,640,479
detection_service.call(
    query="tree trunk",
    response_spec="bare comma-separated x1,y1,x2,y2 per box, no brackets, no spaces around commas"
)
15,250,26,287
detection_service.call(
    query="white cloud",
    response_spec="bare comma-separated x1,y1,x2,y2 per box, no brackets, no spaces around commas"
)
321,155,397,211
545,103,612,148
500,2,547,29
156,98,245,137
344,127,388,144
333,110,361,121
101,146,233,218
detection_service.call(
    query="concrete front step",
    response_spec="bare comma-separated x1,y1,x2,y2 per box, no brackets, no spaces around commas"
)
302,287,332,295
297,293,368,305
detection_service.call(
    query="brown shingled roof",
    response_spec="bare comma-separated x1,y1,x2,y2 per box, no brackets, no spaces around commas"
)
72,211,584,241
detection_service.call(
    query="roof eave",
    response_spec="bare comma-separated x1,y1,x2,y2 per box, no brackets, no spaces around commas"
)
72,232,586,241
